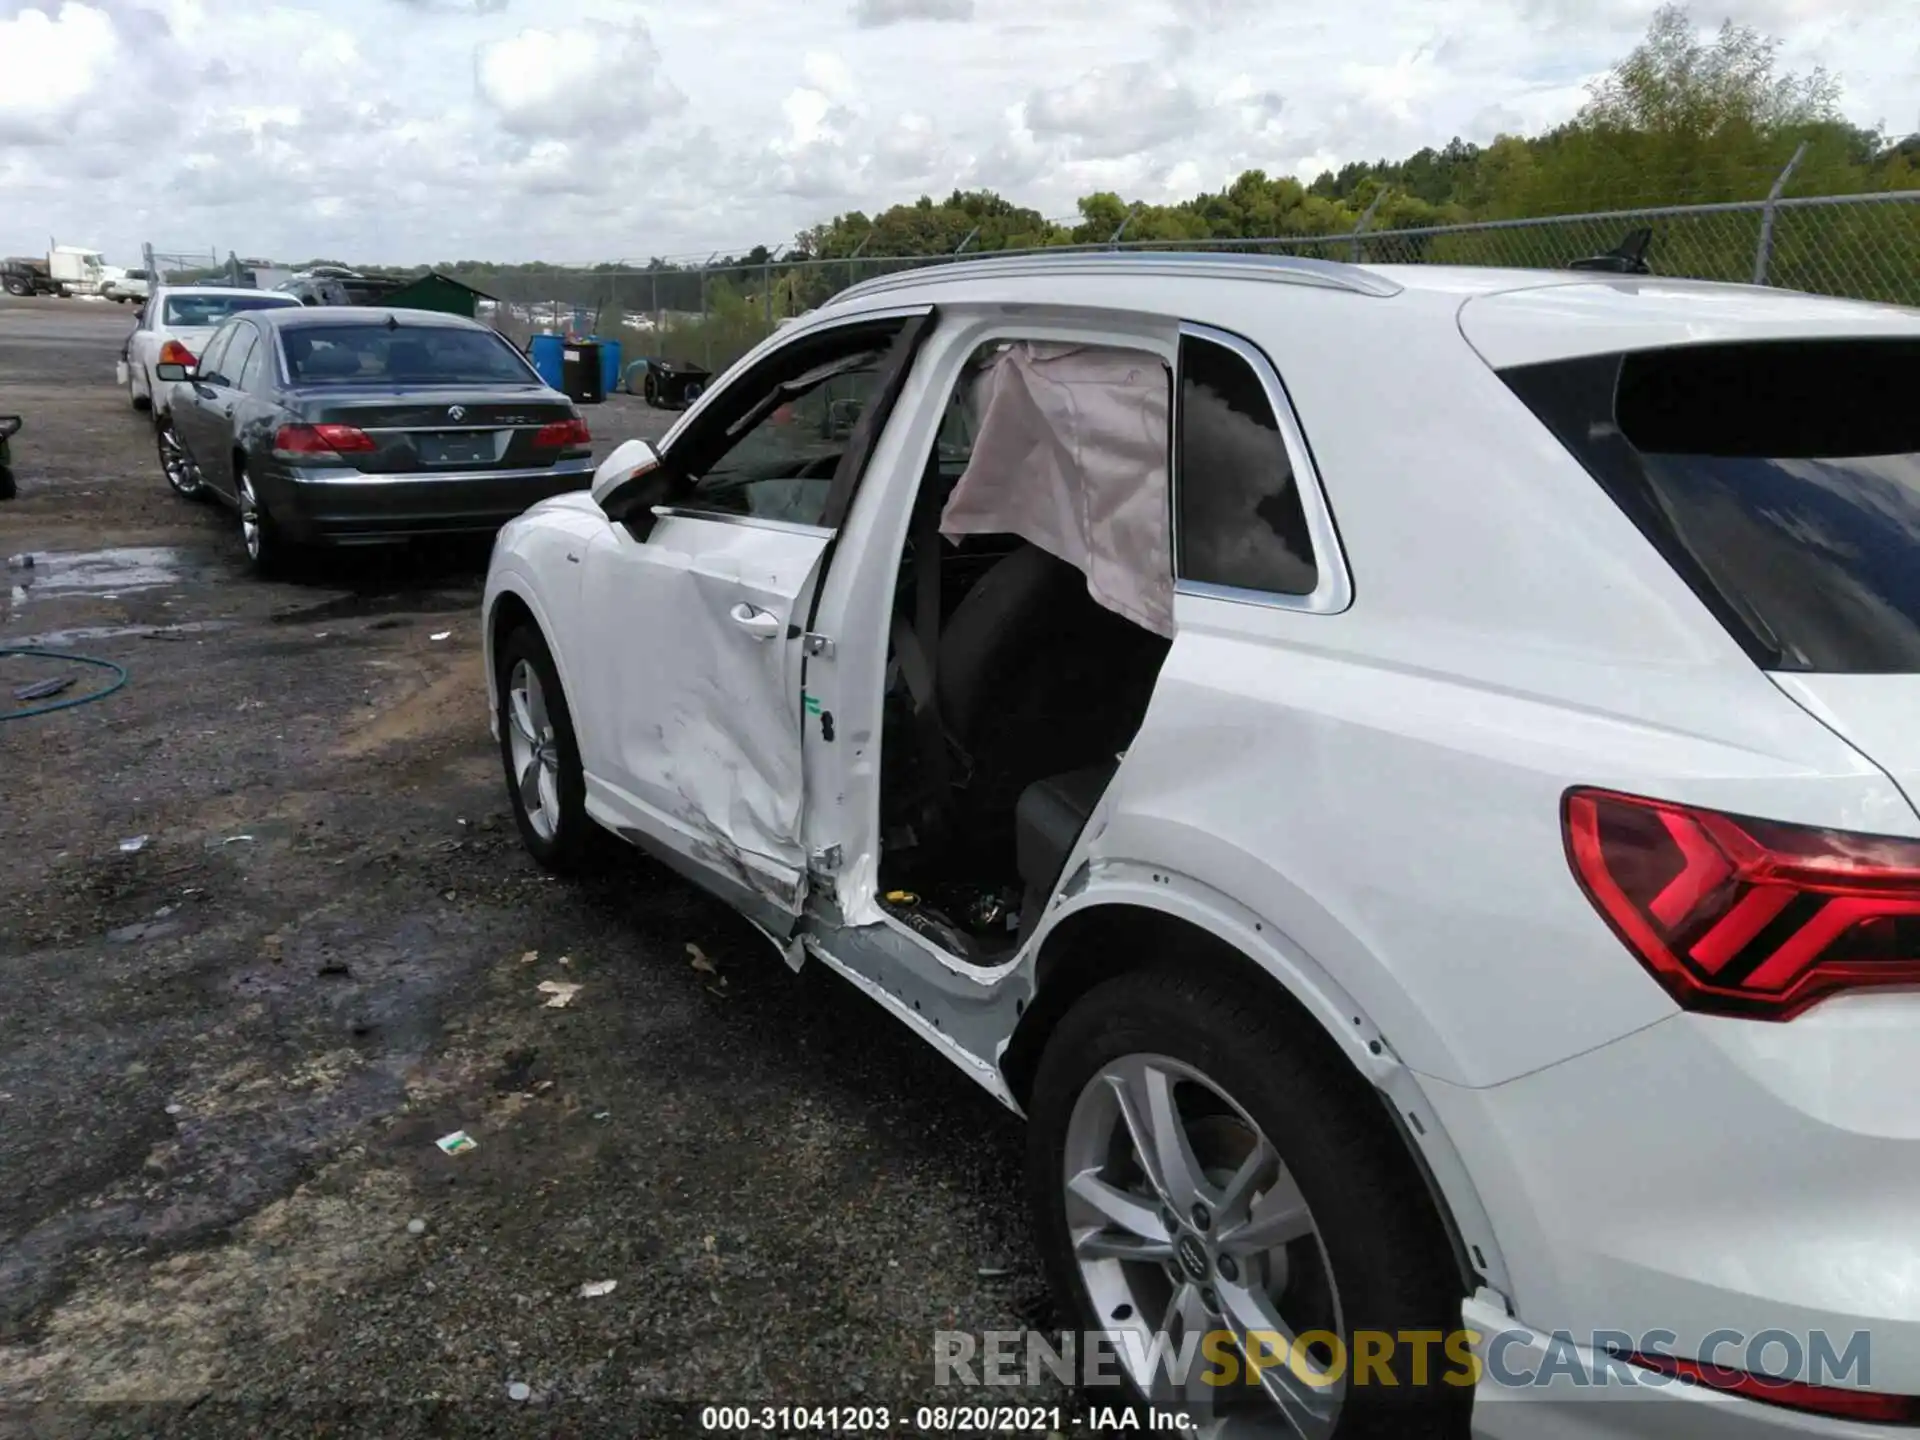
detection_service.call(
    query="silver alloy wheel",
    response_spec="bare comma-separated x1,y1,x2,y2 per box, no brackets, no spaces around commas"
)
158,420,201,496
1063,1054,1346,1439
236,469,262,560
506,659,562,842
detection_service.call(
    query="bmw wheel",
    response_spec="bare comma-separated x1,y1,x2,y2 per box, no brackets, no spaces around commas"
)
156,416,204,499
497,625,594,872
235,463,292,577
1028,966,1472,1439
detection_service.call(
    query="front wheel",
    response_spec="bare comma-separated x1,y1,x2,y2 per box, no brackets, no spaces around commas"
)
497,625,594,872
1027,966,1472,1440
155,416,203,498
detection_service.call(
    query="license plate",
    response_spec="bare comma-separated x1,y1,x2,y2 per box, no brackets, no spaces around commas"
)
416,432,496,465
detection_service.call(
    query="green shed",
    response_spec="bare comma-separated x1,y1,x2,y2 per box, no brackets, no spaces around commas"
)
383,271,497,319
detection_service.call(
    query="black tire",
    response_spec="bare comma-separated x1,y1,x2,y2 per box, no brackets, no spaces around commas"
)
2,279,28,298
643,377,657,408
155,415,204,500
496,624,596,873
1027,965,1471,1440
234,462,293,576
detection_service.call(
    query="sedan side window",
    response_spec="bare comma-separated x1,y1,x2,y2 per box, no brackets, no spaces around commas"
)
1175,333,1318,596
239,330,272,393
216,328,258,391
196,325,238,386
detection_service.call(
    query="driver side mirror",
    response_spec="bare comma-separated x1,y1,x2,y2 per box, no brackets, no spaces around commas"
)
154,362,194,382
591,439,665,533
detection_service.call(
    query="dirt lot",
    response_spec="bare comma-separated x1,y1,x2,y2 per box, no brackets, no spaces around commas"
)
0,299,1059,1435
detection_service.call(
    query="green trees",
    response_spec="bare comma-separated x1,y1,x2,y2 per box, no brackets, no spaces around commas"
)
435,4,1917,368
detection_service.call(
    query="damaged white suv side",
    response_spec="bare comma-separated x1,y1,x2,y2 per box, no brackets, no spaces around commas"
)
485,254,1920,1438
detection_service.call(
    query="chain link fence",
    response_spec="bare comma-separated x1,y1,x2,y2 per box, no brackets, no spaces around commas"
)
444,189,1919,382
186,189,1917,387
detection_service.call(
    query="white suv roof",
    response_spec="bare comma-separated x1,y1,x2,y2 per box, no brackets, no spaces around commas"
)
823,250,1920,368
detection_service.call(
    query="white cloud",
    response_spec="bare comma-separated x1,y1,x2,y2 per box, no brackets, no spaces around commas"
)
850,0,972,26
1024,62,1206,160
0,2,121,142
0,0,1911,267
475,17,681,138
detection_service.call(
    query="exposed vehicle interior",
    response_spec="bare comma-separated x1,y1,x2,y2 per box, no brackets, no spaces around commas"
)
876,341,1175,963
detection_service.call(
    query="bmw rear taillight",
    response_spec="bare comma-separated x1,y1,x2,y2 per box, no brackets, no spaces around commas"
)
158,340,197,367
1565,788,1920,1020
273,423,377,461
1626,1352,1920,1424
531,417,592,454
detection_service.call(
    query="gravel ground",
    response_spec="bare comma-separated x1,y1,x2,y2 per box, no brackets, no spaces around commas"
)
0,297,1074,1437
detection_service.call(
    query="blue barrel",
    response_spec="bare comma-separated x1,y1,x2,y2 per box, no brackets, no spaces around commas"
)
597,339,623,399
529,333,564,390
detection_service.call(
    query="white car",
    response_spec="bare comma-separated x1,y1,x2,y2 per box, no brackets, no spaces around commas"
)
483,253,1920,1437
102,268,151,304
119,285,301,417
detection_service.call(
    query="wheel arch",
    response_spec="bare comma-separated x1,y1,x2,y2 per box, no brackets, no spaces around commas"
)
1003,886,1512,1305
484,578,579,742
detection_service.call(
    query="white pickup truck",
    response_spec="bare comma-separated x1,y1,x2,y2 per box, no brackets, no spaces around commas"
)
101,269,151,304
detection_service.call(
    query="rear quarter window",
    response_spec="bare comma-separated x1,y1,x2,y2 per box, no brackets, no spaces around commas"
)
1501,339,1920,673
1175,333,1318,596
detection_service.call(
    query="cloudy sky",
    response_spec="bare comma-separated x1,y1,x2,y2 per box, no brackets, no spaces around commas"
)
1,0,1914,267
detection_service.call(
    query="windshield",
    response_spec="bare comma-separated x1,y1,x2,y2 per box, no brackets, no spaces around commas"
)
163,294,299,327
281,324,537,386
1503,338,1920,673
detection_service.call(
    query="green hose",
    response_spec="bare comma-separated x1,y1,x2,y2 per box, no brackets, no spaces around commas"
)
1,648,129,720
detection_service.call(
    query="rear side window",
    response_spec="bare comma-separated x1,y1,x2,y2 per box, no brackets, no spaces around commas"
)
1503,339,1920,673
1176,334,1318,596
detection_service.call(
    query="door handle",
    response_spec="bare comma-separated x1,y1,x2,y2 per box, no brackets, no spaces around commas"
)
728,602,782,640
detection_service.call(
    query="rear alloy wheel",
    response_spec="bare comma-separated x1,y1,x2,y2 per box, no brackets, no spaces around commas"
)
1028,967,1472,1440
497,626,594,872
155,417,203,499
235,464,290,576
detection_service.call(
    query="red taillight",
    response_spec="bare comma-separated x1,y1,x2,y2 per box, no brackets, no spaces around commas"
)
531,417,591,450
157,340,197,366
1565,787,1920,1020
273,423,377,458
1627,1352,1920,1424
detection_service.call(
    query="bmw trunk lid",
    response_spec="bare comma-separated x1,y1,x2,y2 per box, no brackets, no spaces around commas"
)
295,390,581,472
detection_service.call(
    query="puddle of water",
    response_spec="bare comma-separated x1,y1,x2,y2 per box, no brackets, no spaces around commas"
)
7,546,195,599
3,620,235,648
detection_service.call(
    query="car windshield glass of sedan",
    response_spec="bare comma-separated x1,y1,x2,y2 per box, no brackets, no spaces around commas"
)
280,324,534,386
161,294,299,327
1502,338,1920,673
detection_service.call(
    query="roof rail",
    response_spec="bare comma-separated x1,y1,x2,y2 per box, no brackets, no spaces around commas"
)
825,250,1403,307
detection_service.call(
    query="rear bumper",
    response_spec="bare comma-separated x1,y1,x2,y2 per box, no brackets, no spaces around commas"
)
1465,1297,1900,1438
268,458,596,543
